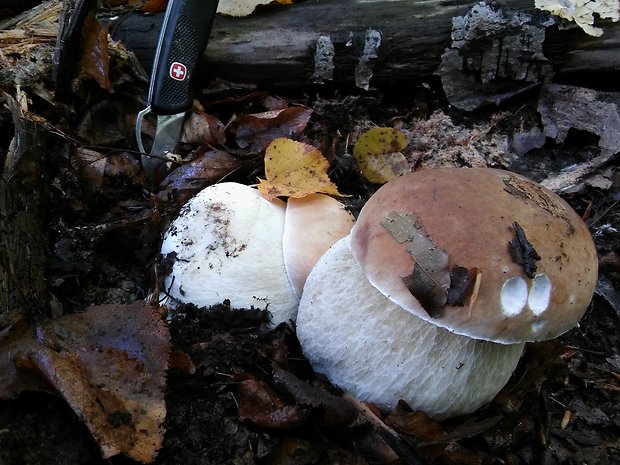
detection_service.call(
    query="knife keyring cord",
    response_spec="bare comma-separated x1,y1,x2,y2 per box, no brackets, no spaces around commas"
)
136,0,219,184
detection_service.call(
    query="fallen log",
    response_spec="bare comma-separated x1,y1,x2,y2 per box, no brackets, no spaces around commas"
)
112,0,620,93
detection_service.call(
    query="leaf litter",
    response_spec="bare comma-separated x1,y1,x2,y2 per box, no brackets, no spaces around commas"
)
0,3,619,464
0,302,170,463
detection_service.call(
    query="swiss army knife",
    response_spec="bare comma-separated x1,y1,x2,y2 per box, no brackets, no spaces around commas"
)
136,0,219,183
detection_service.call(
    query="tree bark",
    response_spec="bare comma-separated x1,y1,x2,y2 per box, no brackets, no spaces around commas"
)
112,0,620,90
0,93,50,328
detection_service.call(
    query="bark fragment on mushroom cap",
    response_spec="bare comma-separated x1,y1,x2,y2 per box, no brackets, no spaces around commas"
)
283,193,355,299
350,168,598,344
297,236,525,419
160,182,298,325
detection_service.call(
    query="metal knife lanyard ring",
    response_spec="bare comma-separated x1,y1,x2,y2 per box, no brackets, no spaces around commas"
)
136,0,219,180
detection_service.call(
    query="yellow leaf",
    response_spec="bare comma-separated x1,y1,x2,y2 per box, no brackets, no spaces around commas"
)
258,138,342,200
218,0,292,17
353,127,410,184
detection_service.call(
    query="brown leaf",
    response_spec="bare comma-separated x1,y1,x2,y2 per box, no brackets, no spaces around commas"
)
508,222,540,279
0,302,170,463
180,105,226,146
81,11,112,92
272,366,358,427
384,402,446,442
138,0,168,12
159,149,244,194
231,107,312,153
386,401,505,465
74,148,107,190
169,350,196,374
236,375,309,429
258,322,296,369
268,437,324,465
446,266,478,307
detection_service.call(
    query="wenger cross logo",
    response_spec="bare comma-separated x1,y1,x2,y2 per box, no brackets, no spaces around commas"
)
169,62,187,81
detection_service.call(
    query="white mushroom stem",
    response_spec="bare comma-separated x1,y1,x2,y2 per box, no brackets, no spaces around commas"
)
297,236,525,420
283,193,355,298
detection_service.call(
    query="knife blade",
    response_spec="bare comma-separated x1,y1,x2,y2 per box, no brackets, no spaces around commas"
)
136,0,219,183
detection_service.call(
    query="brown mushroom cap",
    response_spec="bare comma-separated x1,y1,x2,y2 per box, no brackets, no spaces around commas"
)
282,193,355,298
350,168,598,344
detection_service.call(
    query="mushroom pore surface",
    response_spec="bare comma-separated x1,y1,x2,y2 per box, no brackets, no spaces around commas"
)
350,168,598,343
297,236,525,420
160,182,298,324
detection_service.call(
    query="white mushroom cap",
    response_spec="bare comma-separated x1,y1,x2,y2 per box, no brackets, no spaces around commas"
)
160,182,298,325
297,236,525,419
350,168,598,344
283,194,355,298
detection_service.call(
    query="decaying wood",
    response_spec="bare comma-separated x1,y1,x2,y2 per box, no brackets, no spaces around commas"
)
0,92,50,328
0,0,60,96
112,0,620,90
0,0,60,48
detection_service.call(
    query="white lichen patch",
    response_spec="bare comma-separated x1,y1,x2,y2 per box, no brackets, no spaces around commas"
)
528,274,552,315
535,0,620,37
355,29,382,90
500,277,528,316
313,35,335,83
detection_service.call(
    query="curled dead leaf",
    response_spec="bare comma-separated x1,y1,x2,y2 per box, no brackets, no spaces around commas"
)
236,374,308,429
81,11,111,92
231,107,312,153
160,148,244,196
0,302,170,463
180,103,226,146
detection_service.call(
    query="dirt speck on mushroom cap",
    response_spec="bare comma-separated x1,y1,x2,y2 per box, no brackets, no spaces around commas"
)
350,168,598,344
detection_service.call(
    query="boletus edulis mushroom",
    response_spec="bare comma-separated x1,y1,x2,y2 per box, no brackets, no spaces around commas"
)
296,168,598,419
160,182,354,325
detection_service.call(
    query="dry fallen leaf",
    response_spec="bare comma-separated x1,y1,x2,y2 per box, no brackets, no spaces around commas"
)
232,107,313,153
81,10,112,92
353,127,409,184
159,148,244,195
180,102,226,146
75,147,108,190
236,374,308,429
0,302,170,463
257,138,343,200
138,0,168,12
385,401,491,465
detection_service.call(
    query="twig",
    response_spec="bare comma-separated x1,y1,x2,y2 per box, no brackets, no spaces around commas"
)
343,393,426,465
